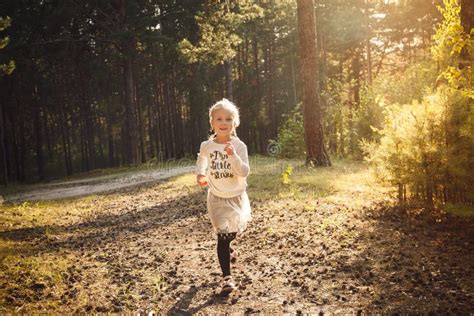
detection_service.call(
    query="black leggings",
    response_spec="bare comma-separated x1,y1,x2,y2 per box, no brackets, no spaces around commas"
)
217,233,236,277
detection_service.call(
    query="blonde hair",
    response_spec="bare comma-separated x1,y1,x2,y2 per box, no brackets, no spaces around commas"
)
208,98,240,140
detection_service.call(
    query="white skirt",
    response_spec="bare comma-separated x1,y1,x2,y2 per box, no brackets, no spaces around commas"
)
207,190,252,234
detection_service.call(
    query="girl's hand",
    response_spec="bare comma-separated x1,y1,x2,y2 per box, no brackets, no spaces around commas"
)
197,174,208,187
224,142,235,156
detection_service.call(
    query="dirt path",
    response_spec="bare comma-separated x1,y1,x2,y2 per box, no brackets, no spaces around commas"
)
2,166,194,203
1,177,473,313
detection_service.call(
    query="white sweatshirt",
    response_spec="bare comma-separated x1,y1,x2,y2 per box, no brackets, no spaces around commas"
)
195,137,250,198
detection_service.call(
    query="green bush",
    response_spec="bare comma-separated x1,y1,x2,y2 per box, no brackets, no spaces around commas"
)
352,87,386,159
374,60,437,106
276,105,306,159
362,0,474,206
362,88,473,204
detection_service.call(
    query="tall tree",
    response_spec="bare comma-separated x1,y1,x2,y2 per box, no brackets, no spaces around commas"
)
0,16,15,185
0,16,15,76
460,0,474,65
178,1,262,100
296,0,330,166
460,0,473,32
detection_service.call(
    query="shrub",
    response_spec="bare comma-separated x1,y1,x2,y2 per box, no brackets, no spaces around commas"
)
276,105,306,159
362,88,473,205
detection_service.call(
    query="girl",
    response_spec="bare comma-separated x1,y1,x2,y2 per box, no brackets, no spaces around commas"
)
195,98,251,293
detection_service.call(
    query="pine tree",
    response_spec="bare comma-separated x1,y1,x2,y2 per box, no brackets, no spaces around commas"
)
0,16,14,184
296,0,331,166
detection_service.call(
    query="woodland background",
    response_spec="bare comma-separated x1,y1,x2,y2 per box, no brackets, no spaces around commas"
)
0,0,473,206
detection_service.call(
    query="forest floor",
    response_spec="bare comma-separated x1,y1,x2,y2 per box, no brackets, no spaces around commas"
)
0,157,473,314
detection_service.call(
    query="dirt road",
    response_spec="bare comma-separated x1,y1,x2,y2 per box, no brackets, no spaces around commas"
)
2,166,194,203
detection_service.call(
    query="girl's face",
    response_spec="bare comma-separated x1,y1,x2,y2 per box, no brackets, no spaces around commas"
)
211,108,234,138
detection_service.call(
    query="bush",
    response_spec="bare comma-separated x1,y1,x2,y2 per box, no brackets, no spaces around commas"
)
276,105,306,159
362,0,474,206
362,88,473,205
352,87,386,159
374,60,438,106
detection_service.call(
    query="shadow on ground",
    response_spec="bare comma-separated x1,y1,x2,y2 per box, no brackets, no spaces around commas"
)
1,179,473,313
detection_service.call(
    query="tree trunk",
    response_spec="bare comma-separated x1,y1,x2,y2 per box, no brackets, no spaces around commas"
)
252,24,263,152
105,100,115,167
398,183,404,205
134,61,146,164
155,68,168,158
0,101,7,184
124,57,138,165
146,92,155,159
352,48,361,108
365,0,372,84
224,60,234,101
58,106,72,176
317,7,331,153
290,37,298,108
188,63,208,155
17,98,26,182
297,0,331,166
56,71,73,176
80,117,87,172
460,0,474,65
10,113,21,182
33,87,45,181
43,111,53,161
163,73,174,158
366,39,372,84
266,36,277,138
78,68,94,171
460,0,474,34
171,68,183,158
151,61,162,158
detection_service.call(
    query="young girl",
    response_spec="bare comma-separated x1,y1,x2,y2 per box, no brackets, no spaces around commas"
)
195,98,251,293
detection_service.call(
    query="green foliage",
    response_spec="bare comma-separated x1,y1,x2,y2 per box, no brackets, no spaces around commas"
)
432,0,474,97
324,80,385,159
0,16,14,76
362,0,473,205
374,60,438,106
276,106,306,159
352,87,386,158
178,1,263,65
362,88,473,204
363,92,444,186
322,0,367,52
280,164,293,185
444,89,474,197
443,203,474,217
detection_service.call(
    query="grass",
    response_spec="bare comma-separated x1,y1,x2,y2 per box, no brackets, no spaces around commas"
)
442,203,474,217
143,274,168,296
0,250,71,312
248,156,392,206
0,184,30,197
0,198,100,230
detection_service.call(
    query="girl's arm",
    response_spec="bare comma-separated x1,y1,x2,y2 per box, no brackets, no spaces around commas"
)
229,142,250,177
196,142,208,177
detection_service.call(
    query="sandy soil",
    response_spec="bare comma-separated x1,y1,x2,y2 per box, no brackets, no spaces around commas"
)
0,176,473,313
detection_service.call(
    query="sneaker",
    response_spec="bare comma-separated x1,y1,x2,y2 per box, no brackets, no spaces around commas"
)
221,275,237,293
